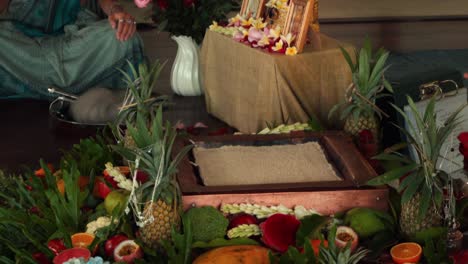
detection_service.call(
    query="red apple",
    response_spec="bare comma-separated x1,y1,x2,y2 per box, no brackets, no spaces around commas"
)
335,226,359,252
114,240,143,263
105,234,129,256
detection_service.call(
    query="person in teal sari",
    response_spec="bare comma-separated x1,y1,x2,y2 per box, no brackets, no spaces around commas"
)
0,0,144,99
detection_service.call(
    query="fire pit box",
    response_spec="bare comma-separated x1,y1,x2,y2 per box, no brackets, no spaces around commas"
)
177,131,388,215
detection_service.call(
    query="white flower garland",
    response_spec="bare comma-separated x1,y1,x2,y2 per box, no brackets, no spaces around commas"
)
104,162,137,192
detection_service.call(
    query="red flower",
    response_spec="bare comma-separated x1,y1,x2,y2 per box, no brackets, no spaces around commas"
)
183,0,196,7
458,132,468,157
156,0,169,10
260,213,300,253
452,249,468,264
47,239,66,256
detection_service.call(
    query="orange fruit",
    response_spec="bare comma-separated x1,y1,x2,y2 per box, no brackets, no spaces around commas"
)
71,233,95,249
56,176,89,195
310,239,328,255
56,179,65,195
34,163,55,178
390,242,422,264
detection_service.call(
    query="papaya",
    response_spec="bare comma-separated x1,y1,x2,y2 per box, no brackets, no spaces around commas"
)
193,245,270,264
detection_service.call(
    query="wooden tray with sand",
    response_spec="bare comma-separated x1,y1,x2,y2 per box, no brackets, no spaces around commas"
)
177,131,388,215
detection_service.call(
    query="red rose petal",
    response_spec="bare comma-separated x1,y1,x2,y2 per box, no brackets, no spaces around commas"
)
260,213,300,253
458,132,468,144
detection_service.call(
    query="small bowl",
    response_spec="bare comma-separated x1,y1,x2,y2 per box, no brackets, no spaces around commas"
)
48,98,106,137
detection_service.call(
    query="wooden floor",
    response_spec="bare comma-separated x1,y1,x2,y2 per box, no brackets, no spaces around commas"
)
0,96,228,172
2,19,468,171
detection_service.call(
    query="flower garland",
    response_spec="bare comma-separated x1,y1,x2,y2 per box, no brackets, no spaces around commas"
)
209,14,298,56
104,163,136,192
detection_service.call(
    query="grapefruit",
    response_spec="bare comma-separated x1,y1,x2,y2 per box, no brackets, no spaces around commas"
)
53,248,91,264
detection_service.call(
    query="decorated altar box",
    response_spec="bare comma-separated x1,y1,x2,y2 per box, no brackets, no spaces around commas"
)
177,131,388,215
200,30,354,134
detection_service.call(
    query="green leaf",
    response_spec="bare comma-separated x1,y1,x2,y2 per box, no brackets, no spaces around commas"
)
339,46,355,71
367,163,419,186
419,185,433,219
401,173,424,204
296,215,330,246
308,116,324,131
373,153,412,164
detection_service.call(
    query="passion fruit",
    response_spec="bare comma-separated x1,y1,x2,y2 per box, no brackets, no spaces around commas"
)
113,240,143,263
335,226,359,252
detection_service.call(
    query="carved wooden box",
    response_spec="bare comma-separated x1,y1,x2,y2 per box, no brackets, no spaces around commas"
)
177,131,388,215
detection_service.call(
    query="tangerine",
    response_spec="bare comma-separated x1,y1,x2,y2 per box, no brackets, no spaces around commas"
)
71,233,95,249
390,242,422,264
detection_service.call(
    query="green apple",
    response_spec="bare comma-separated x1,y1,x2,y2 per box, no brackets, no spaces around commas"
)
104,189,130,215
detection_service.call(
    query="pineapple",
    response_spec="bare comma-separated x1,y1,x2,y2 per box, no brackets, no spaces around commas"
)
112,61,192,248
114,107,192,249
329,38,393,143
368,96,466,238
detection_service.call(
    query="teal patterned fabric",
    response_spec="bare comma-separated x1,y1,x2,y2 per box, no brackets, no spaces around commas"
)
0,1,145,99
9,0,81,37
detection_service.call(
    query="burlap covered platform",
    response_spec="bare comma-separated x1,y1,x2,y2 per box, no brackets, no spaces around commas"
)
200,30,354,133
193,141,341,186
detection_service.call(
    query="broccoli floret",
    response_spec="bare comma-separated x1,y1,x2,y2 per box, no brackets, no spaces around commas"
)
186,206,229,242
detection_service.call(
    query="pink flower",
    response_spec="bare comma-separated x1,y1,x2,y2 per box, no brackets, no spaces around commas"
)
233,31,245,42
134,0,152,8
248,27,263,43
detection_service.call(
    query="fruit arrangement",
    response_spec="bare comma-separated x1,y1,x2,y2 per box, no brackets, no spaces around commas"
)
3,53,468,263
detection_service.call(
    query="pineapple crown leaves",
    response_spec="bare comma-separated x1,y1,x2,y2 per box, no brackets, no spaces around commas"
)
318,225,370,264
115,60,170,129
329,37,393,121
368,96,467,218
112,106,193,201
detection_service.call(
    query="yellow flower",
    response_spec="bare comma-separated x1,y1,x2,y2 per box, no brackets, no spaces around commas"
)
272,39,284,51
241,28,249,37
241,17,254,27
209,21,219,31
285,46,298,56
251,18,267,30
268,26,281,39
229,14,243,25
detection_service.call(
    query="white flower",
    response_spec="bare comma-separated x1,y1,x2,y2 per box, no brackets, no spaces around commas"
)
104,162,138,191
272,39,284,52
294,205,320,219
268,26,281,40
118,179,134,192
281,33,295,47
257,35,271,47
86,216,115,234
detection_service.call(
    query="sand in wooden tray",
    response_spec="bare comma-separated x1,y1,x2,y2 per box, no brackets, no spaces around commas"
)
192,141,342,186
